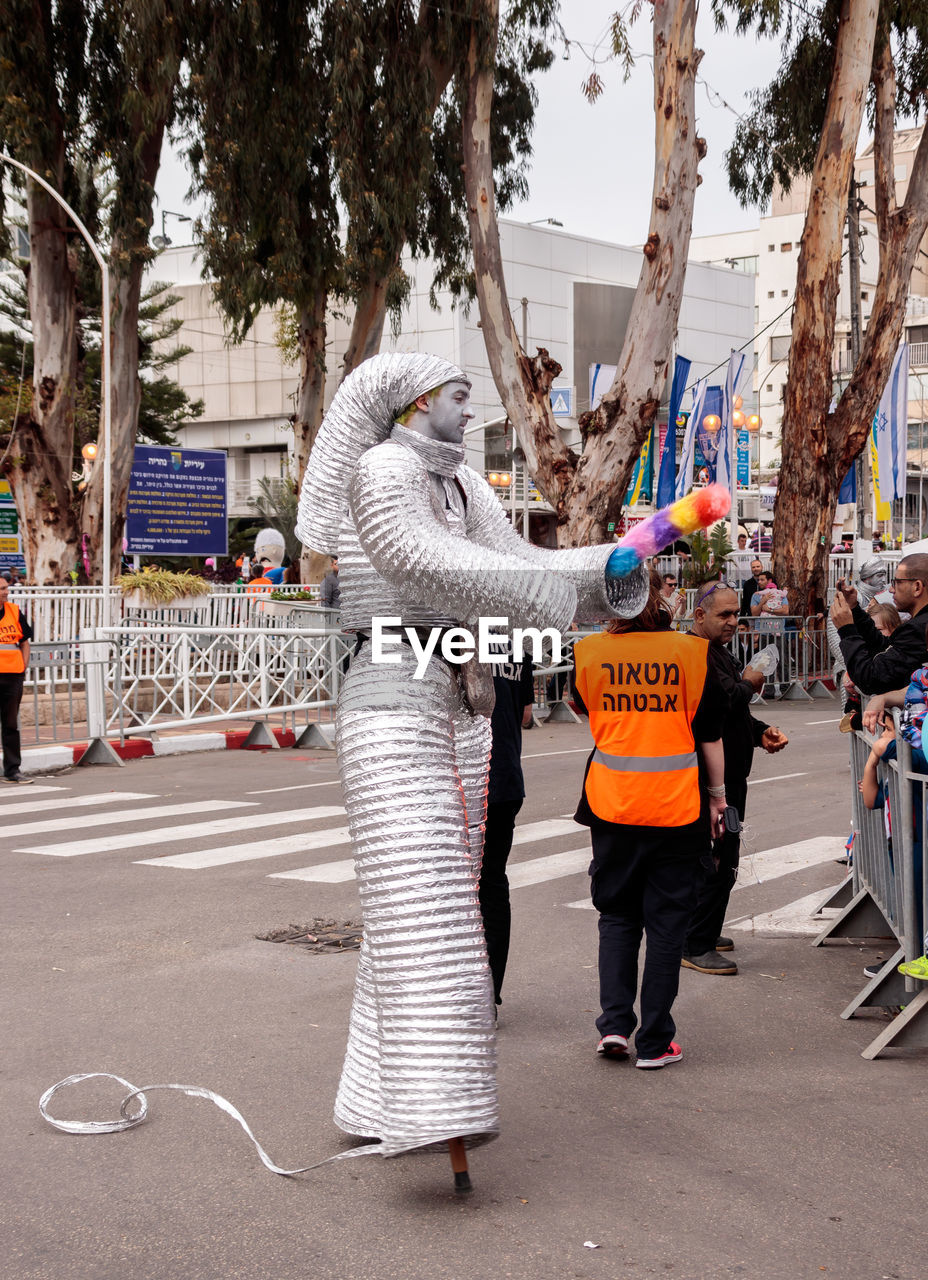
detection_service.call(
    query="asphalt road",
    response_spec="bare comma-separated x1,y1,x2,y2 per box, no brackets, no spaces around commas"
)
4,701,923,1280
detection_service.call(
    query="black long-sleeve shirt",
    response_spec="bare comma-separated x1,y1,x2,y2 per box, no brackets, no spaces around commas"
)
837,603,928,694
708,643,768,802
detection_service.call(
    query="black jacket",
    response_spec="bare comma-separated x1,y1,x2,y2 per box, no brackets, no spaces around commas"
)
838,604,928,694
741,576,759,618
709,643,768,809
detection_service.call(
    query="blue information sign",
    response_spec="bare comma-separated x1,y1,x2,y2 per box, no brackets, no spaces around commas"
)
126,446,228,556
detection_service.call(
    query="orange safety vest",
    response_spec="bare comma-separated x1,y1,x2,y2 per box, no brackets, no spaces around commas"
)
573,629,709,827
245,576,273,594
0,601,25,674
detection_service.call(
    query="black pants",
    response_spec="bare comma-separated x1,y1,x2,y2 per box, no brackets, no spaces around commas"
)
0,673,25,777
479,798,522,1004
590,821,704,1059
685,781,747,955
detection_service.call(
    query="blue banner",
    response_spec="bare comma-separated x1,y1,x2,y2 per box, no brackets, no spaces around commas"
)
656,355,691,507
694,386,723,481
126,446,228,556
737,430,750,487
838,466,857,504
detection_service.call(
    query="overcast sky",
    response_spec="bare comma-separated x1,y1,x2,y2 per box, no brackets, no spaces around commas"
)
155,3,784,249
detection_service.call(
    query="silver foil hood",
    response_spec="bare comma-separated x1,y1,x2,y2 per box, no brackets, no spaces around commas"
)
297,352,470,554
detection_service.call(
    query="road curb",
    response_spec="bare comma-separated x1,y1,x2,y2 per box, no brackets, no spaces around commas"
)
20,726,313,773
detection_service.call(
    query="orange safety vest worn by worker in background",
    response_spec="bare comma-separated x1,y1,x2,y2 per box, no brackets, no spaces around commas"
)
0,601,26,674
573,630,709,827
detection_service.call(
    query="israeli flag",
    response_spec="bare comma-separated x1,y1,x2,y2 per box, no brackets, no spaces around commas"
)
716,350,747,493
675,378,707,500
874,342,909,501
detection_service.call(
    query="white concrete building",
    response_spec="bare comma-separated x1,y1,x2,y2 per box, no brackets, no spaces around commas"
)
150,218,754,535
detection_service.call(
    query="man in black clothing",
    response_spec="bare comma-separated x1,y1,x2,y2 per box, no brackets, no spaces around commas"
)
478,650,534,1007
683,584,788,974
740,558,764,618
830,553,928,694
0,575,35,783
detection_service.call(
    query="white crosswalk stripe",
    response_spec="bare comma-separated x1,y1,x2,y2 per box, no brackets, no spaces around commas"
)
0,790,157,818
267,818,583,883
0,784,70,796
8,799,255,841
10,780,847,930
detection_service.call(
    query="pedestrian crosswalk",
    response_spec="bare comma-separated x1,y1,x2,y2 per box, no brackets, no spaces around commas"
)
3,777,845,930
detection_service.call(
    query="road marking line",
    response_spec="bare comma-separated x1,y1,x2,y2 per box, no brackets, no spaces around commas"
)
728,887,844,936
17,804,340,858
806,718,840,725
7,799,254,838
246,781,341,795
269,818,585,883
0,791,157,818
508,848,590,888
747,772,807,786
139,817,349,869
523,748,590,759
0,784,70,797
564,835,846,909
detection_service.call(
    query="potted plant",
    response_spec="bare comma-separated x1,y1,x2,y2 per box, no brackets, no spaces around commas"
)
261,587,321,618
117,567,213,612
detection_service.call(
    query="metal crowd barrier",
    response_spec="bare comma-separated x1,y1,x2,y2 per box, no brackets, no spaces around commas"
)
814,709,928,1058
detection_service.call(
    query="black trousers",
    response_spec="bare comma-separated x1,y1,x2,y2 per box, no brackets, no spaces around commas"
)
479,797,522,1004
0,673,25,777
590,821,704,1059
685,780,747,956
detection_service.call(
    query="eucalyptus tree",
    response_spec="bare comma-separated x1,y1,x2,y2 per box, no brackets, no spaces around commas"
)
720,0,928,612
0,0,187,582
461,0,706,546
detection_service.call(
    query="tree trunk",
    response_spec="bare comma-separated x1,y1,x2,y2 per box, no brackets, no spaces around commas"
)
461,0,575,527
568,0,703,547
340,269,392,381
772,0,879,613
294,294,328,485
2,176,81,583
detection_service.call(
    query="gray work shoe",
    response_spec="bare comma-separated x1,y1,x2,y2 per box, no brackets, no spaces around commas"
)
681,950,738,975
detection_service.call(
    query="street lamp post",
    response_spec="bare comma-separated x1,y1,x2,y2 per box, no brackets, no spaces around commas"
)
152,208,191,250
0,153,113,625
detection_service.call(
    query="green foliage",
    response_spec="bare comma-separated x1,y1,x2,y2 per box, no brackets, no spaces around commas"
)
248,475,302,561
716,0,928,207
116,566,212,602
682,523,734,588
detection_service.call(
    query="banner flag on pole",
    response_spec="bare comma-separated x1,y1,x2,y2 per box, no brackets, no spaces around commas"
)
675,378,707,500
656,355,691,508
717,350,747,494
838,466,856,504
695,386,723,481
627,428,654,507
874,342,909,501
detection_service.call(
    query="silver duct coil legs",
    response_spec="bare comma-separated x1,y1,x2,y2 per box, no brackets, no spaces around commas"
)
333,643,498,1175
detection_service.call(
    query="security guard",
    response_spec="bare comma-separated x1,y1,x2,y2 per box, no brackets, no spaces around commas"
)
572,574,726,1069
0,574,34,783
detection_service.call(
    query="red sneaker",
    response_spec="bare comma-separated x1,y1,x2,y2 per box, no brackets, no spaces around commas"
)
635,1041,683,1069
596,1034,629,1059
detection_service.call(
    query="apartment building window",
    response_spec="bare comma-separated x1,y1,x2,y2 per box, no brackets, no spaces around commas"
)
768,244,775,252
781,290,788,297
781,242,793,252
908,325,928,344
767,290,774,298
766,384,774,392
861,291,869,300
770,335,791,361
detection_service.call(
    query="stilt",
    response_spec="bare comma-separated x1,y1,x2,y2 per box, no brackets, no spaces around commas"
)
448,1137,472,1193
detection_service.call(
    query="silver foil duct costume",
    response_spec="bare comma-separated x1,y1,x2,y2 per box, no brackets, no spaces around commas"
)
297,352,647,1158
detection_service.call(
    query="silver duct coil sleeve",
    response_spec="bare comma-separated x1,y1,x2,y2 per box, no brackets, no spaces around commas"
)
348,444,577,633
333,644,498,1156
297,353,470,554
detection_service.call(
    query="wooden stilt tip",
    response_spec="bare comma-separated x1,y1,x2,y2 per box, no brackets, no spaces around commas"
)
448,1137,472,1192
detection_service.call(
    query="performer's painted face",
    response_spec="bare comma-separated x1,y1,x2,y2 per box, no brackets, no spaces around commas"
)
420,381,475,443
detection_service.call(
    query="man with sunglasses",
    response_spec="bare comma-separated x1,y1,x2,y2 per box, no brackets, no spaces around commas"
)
830,554,928,694
682,583,788,974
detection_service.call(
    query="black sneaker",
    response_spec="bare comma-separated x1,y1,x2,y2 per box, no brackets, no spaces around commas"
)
2,772,33,785
681,950,738,975
715,936,735,952
863,960,887,980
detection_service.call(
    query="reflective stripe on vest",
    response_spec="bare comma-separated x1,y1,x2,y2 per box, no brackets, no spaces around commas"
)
0,603,25,674
592,747,698,773
574,629,709,827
